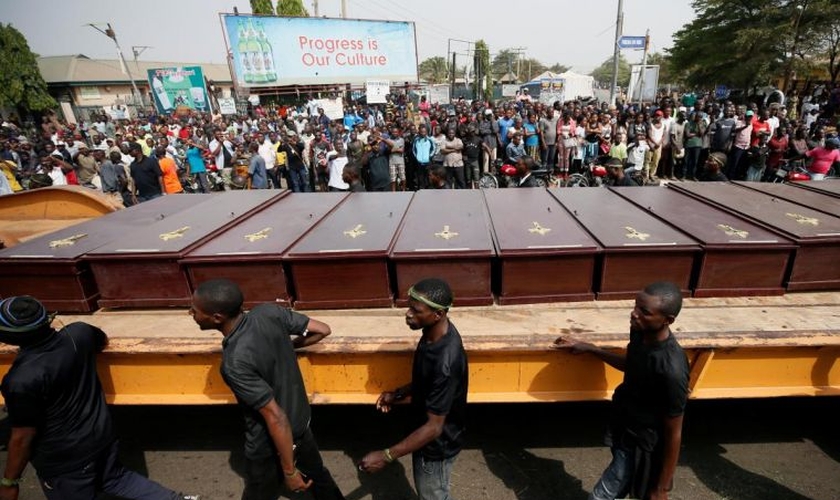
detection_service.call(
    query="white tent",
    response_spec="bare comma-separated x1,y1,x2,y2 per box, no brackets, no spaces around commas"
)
556,71,594,100
523,71,594,101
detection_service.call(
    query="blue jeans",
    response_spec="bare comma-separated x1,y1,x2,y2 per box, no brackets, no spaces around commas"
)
412,453,457,500
289,168,309,192
38,440,180,500
590,446,634,500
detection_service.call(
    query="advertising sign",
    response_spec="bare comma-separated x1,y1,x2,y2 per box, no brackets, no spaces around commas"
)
222,15,418,87
146,66,210,114
428,85,450,105
628,65,660,102
218,97,237,115
366,79,390,104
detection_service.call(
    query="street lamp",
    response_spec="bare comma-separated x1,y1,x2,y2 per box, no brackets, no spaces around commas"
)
86,23,144,110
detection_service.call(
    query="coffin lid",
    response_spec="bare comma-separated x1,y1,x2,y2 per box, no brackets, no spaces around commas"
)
483,188,600,256
390,190,496,258
286,192,412,259
734,181,840,218
0,194,210,261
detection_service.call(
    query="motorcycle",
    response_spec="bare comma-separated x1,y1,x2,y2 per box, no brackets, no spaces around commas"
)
478,159,556,189
772,159,810,183
563,159,608,187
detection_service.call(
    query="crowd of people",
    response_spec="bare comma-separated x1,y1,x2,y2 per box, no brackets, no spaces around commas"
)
1,85,838,203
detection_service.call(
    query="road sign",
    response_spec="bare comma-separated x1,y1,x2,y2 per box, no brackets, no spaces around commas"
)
618,36,647,50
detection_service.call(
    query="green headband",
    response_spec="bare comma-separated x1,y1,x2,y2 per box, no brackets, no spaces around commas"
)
408,287,451,311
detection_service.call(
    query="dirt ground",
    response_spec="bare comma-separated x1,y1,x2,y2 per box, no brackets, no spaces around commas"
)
2,396,838,500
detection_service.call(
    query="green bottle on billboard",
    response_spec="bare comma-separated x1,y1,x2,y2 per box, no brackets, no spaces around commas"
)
247,19,266,84
257,21,277,82
237,20,252,83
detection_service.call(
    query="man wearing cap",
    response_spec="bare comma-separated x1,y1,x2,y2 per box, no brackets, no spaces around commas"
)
359,278,468,500
701,152,729,182
0,296,193,500
189,280,345,500
73,144,99,187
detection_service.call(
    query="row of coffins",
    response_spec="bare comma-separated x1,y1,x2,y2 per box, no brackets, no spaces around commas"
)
1,181,839,312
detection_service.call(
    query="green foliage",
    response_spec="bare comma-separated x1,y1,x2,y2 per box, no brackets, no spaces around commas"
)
491,49,520,80
250,0,275,15
0,24,56,113
647,52,678,86
276,0,309,17
798,0,840,84
418,57,449,84
548,63,570,74
590,54,631,87
474,40,492,101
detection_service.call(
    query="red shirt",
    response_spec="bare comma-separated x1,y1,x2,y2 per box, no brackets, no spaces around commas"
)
750,118,771,147
805,147,840,175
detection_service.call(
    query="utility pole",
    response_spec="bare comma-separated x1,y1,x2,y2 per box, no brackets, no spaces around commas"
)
609,0,624,106
783,1,808,93
313,0,319,16
340,0,347,18
88,23,144,111
636,29,650,104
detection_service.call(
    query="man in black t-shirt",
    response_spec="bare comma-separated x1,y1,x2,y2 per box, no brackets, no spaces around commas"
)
359,278,468,500
0,296,188,500
554,282,690,500
189,279,345,500
128,142,164,202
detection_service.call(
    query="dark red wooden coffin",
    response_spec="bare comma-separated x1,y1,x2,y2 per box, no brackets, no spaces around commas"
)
791,180,840,199
611,187,796,297
390,190,496,307
669,182,840,291
549,188,700,300
83,190,287,308
483,188,600,304
0,194,209,312
284,192,412,309
181,192,348,307
734,181,840,217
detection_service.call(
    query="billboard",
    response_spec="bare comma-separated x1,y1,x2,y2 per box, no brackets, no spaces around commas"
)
147,66,210,114
222,14,418,87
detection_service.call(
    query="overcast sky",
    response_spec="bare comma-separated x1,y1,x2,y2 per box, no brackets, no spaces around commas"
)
1,0,696,74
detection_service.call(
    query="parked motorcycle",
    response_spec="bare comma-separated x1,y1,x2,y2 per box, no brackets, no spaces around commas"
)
478,159,555,189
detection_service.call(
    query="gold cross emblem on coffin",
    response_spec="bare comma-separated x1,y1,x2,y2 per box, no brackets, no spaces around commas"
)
435,225,459,240
528,221,551,236
717,224,749,239
245,227,272,242
786,213,819,226
624,226,650,241
159,226,190,241
49,233,88,248
344,224,367,239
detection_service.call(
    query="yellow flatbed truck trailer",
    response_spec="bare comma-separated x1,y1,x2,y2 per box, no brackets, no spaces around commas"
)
1,292,837,405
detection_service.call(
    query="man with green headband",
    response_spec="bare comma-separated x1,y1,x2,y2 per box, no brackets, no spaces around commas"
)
359,278,468,500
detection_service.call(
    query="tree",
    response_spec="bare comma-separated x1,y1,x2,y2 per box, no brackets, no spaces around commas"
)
647,52,679,86
590,54,631,87
548,63,570,74
276,0,309,17
669,0,791,89
0,24,56,115
797,0,840,85
491,49,521,80
251,0,275,15
473,40,492,101
418,57,449,84
521,58,547,82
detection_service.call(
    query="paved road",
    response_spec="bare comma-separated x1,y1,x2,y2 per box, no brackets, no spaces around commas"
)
2,397,838,499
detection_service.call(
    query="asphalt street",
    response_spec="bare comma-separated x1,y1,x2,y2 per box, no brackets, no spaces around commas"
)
2,397,839,500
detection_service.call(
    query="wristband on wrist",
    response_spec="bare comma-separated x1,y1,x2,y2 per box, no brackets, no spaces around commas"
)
0,477,21,487
383,448,395,463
